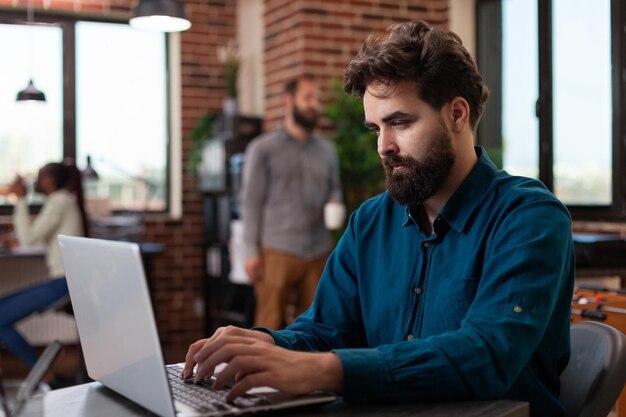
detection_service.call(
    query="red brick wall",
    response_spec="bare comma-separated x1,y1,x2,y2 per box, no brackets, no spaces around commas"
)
1,0,449,362
150,0,237,361
263,0,450,131
0,0,236,361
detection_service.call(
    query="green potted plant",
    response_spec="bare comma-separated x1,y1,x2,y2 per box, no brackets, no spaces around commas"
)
188,113,217,177
218,39,239,115
325,79,385,239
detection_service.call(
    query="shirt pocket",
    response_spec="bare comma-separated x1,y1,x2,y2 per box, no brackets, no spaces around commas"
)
422,275,478,334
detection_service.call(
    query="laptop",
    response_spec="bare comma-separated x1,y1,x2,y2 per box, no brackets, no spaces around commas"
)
57,235,336,417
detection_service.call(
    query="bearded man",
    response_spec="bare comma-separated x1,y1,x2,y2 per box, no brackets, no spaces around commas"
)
187,21,574,417
241,75,343,329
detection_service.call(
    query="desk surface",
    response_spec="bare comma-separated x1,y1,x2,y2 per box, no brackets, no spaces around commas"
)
17,382,529,417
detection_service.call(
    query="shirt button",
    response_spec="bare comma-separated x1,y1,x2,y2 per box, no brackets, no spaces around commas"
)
513,305,523,314
406,335,414,341
423,242,430,248
414,287,422,295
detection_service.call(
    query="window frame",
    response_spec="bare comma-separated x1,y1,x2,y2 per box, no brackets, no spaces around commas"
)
476,0,626,220
0,8,172,215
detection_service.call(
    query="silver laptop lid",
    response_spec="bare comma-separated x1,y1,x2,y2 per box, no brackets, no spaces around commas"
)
58,235,176,417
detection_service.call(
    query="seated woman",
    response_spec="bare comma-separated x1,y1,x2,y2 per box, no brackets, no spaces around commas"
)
0,161,88,369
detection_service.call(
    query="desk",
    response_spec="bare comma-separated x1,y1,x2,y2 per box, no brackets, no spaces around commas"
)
573,233,626,287
16,382,529,417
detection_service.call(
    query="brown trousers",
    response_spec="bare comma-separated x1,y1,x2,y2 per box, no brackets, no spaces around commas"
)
254,247,328,329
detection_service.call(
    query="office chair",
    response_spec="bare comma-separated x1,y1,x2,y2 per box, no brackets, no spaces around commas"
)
560,321,626,417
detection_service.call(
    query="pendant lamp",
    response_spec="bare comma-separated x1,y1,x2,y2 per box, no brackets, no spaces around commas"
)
130,0,191,33
16,0,46,102
16,79,46,102
82,155,100,180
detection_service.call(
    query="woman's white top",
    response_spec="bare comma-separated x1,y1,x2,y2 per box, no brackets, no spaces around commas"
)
13,189,84,278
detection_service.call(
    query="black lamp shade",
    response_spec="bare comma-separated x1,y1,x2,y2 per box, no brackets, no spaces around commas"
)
16,79,46,102
82,155,100,180
130,0,191,32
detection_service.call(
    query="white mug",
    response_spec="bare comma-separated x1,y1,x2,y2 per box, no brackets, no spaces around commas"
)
324,201,346,230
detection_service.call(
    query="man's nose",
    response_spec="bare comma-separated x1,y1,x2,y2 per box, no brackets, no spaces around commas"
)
377,129,398,156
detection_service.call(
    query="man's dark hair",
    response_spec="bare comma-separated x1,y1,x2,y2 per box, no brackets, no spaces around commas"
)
284,74,316,96
344,20,489,129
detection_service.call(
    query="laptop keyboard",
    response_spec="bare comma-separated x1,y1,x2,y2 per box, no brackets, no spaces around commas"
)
165,366,268,414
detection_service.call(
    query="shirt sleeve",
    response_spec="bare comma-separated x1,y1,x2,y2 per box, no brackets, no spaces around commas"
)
13,195,66,246
241,141,267,259
267,196,574,403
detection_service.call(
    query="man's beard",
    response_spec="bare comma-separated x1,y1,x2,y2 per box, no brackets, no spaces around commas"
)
382,125,455,205
292,103,319,132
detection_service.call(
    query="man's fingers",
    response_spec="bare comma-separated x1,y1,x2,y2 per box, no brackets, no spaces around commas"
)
182,339,207,379
182,328,229,378
212,354,264,390
193,334,260,364
182,327,268,380
195,343,261,383
226,372,272,402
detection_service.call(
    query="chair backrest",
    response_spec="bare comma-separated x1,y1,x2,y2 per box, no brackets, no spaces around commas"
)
560,321,626,417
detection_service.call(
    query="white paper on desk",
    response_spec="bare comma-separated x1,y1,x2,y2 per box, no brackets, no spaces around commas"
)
228,220,250,285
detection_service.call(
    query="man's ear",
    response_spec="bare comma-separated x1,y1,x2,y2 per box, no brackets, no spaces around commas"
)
449,97,470,133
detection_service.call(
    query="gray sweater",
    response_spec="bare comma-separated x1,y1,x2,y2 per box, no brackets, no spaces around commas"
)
241,128,342,260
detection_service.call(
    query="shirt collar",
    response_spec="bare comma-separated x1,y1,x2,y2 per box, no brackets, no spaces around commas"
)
282,127,316,143
439,146,498,233
402,146,498,233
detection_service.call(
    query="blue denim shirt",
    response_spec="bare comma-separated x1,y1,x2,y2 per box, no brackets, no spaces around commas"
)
262,147,575,417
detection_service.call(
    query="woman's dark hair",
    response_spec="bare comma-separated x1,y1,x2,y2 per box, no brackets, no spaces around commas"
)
344,20,489,130
42,160,90,237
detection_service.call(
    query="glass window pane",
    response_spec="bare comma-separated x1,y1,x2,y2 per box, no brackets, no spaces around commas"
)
552,0,612,205
0,23,63,204
76,21,168,212
502,0,539,179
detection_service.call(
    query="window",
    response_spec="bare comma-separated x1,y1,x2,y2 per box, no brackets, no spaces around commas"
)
76,22,168,211
477,0,625,219
552,0,612,205
502,0,539,179
0,13,169,213
0,23,63,205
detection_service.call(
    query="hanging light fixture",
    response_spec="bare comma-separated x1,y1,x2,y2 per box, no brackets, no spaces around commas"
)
16,0,46,102
81,155,100,180
130,0,191,33
16,79,46,102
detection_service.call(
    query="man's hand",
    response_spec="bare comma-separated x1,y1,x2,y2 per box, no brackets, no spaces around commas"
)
244,256,262,282
181,326,343,401
182,326,274,380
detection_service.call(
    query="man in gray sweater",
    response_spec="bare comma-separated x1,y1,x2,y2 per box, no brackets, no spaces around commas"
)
241,75,342,329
